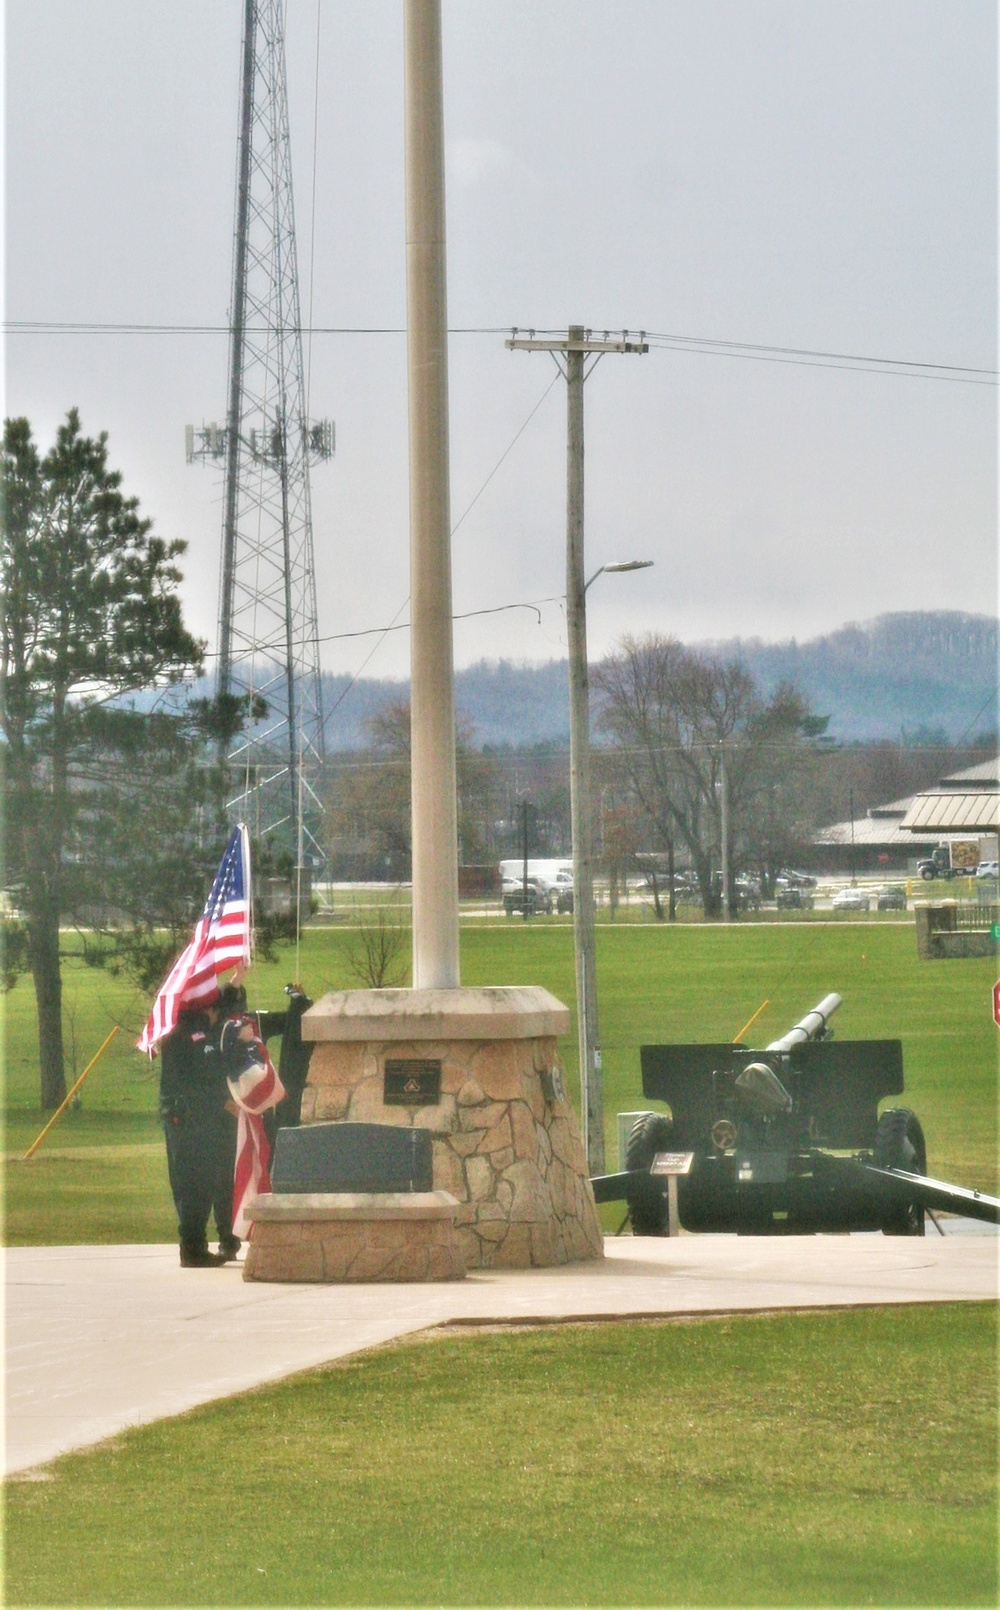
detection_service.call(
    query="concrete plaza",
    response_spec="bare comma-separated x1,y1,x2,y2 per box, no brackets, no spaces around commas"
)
5,1231,996,1476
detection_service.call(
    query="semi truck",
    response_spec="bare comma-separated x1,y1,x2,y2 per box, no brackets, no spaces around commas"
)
916,841,978,880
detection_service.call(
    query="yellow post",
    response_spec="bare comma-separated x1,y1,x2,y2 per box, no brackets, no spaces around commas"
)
23,1024,122,1160
733,999,769,1046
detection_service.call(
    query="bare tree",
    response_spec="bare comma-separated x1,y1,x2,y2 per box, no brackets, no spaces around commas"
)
325,702,500,875
595,635,823,916
343,900,410,990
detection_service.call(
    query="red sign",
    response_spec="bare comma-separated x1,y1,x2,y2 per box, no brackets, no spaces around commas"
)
994,980,1000,1028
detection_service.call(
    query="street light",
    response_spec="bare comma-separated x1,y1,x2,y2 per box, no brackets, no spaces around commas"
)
567,555,654,1174
586,559,654,591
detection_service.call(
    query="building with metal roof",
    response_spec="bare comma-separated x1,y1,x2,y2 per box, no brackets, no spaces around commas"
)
811,756,999,872
931,756,1000,789
900,791,1000,833
899,753,999,834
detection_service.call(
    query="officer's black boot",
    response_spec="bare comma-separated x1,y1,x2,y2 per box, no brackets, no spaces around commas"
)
217,1235,241,1262
180,1241,226,1268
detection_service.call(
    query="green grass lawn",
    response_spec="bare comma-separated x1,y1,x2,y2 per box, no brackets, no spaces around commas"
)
5,1304,996,1608
5,927,997,1608
3,920,997,1242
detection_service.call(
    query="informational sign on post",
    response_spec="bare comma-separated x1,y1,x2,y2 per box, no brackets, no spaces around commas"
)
650,1152,695,1177
650,1151,695,1238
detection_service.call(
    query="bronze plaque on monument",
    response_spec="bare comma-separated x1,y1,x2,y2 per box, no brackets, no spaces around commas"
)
384,1059,442,1106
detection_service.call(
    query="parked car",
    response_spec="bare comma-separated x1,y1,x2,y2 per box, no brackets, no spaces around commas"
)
876,884,907,911
975,860,999,880
832,886,870,911
775,887,813,910
670,881,700,905
499,859,572,908
735,876,762,911
779,869,818,889
503,879,547,916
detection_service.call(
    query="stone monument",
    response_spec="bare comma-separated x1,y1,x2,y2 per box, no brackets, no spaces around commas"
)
293,986,603,1270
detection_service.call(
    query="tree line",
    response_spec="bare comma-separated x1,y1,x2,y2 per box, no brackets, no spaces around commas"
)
325,660,991,917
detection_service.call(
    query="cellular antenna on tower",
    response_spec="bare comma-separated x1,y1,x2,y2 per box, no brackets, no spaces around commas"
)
186,0,332,864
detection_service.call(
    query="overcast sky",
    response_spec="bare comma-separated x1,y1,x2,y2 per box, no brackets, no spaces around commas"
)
5,0,997,681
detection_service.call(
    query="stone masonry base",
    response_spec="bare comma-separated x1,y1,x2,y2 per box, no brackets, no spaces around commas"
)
299,987,604,1271
243,1191,467,1283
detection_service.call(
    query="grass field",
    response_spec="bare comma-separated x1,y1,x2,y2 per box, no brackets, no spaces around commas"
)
4,925,997,1609
5,1304,997,1607
3,920,997,1243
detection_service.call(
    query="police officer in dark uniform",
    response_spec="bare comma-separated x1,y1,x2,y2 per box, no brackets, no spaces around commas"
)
160,982,316,1267
160,1000,233,1267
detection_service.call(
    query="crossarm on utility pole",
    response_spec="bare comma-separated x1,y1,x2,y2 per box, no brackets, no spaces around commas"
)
506,330,649,355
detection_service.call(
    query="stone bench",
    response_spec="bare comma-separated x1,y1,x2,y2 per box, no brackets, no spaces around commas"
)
243,1189,468,1283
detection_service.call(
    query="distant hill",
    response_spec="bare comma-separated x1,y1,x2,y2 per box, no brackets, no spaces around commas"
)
322,659,570,750
322,611,997,749
704,611,998,743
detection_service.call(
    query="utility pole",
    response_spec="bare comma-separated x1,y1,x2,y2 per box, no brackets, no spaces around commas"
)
720,743,731,922
506,326,648,1172
521,798,531,921
849,787,857,886
187,0,333,869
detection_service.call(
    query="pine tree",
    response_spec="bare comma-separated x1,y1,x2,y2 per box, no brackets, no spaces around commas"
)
1,411,204,1106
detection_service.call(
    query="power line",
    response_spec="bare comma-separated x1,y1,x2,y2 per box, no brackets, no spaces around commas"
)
319,369,563,729
6,318,994,383
451,369,562,537
3,321,504,335
643,338,995,386
192,593,561,658
641,328,995,378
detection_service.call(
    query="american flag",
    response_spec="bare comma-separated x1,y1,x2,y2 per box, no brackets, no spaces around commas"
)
137,825,252,1055
227,1032,286,1236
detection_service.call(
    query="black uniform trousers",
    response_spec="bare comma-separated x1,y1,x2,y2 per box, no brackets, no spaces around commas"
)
163,1098,237,1255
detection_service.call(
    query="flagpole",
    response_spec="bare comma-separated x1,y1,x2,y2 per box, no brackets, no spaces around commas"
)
240,822,254,972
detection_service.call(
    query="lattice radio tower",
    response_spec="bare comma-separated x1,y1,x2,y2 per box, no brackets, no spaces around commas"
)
187,0,332,864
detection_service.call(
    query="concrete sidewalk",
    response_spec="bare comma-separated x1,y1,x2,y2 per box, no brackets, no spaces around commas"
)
5,1234,997,1476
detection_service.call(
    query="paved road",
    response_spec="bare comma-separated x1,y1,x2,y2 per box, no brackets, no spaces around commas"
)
5,1234,996,1476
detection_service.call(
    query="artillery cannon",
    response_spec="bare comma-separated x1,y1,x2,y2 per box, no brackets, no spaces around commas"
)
592,994,1000,1236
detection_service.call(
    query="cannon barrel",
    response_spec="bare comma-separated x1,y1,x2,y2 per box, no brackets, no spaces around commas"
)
765,992,841,1053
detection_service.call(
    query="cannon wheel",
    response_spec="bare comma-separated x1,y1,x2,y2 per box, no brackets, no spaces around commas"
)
625,1112,674,1235
874,1107,927,1236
